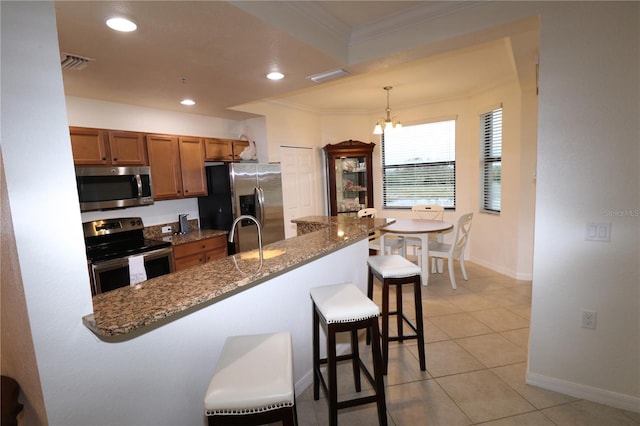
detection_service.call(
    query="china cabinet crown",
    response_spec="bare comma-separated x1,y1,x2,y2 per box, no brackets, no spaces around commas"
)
323,140,375,216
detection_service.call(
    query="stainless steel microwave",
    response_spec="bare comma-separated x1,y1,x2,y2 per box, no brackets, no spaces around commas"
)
75,166,154,212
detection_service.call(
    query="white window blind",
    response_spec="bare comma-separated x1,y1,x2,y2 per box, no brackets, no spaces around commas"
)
382,120,456,208
480,107,502,212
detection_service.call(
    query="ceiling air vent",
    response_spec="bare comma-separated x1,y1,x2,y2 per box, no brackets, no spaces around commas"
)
61,53,94,70
307,68,350,84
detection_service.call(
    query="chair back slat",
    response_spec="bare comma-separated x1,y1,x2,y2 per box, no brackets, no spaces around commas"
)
411,205,444,221
452,213,473,256
358,208,377,218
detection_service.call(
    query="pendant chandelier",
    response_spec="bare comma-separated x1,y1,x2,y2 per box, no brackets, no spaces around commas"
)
373,86,402,135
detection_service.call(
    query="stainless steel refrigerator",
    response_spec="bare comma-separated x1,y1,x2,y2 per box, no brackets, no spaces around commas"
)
198,163,284,254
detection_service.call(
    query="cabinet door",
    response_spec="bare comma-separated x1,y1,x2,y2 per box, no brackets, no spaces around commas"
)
202,235,227,262
204,138,233,161
231,140,250,161
147,134,182,200
178,137,207,197
70,127,109,165
174,253,205,271
108,131,148,165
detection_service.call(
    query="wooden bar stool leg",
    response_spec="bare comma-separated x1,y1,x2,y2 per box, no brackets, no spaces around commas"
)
413,277,426,371
366,269,374,345
351,329,362,392
396,283,404,342
328,323,339,426
369,320,388,426
381,280,390,375
313,306,321,401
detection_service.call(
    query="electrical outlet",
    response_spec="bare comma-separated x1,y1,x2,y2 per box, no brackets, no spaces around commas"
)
581,310,597,329
161,225,172,234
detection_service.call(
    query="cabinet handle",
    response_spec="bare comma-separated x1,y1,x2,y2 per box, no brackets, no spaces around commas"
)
113,158,118,161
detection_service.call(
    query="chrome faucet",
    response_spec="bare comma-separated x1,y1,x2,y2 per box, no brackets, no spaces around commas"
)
229,215,263,260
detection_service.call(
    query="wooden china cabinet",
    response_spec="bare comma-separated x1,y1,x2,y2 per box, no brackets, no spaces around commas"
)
323,140,375,217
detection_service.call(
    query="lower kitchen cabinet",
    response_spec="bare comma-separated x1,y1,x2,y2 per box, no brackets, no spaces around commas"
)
173,235,227,271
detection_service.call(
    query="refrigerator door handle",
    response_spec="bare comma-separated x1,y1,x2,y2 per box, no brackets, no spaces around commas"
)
255,186,265,227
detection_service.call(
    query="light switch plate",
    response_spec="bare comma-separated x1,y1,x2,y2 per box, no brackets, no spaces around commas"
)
585,222,611,242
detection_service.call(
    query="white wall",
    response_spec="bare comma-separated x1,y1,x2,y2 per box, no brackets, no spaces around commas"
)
528,2,639,409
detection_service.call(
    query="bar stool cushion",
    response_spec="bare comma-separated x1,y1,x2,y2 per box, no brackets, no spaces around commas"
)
204,332,294,416
367,255,421,278
310,283,379,324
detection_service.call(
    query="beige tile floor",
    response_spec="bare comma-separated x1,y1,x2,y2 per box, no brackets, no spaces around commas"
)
293,262,640,426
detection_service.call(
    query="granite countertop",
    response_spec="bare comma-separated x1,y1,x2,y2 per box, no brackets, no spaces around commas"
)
83,216,393,342
158,228,228,245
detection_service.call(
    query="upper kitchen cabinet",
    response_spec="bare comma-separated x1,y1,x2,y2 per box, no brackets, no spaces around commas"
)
69,126,147,166
107,130,148,165
178,136,207,197
204,138,250,162
146,134,182,200
324,140,375,217
147,134,207,200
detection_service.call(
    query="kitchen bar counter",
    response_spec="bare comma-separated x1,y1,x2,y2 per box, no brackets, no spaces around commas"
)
160,228,227,245
82,216,393,341
292,215,363,236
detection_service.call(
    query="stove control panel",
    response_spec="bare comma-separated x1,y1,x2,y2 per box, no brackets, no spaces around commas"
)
83,217,144,238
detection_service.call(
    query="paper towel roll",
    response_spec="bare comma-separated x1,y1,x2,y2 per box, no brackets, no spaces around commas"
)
129,255,147,285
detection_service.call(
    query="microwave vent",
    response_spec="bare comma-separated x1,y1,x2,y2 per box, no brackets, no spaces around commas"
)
61,53,94,70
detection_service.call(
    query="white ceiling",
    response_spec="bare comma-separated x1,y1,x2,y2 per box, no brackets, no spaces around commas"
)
54,1,538,120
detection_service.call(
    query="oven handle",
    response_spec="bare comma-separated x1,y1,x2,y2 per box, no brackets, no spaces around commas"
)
91,247,174,270
134,173,143,199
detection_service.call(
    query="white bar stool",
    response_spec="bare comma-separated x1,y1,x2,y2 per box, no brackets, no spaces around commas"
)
367,255,426,375
204,331,297,425
310,283,387,426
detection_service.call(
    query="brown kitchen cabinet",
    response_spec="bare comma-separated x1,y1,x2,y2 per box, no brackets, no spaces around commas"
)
146,134,182,199
173,235,227,271
324,140,375,217
146,134,207,200
70,126,147,165
178,136,207,197
204,138,250,162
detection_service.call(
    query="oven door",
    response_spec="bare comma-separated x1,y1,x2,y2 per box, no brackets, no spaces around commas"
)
90,247,174,295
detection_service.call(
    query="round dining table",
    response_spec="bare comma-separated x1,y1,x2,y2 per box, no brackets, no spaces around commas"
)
380,219,453,286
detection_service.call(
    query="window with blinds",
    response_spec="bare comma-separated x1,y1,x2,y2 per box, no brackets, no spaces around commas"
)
480,107,502,213
382,120,456,209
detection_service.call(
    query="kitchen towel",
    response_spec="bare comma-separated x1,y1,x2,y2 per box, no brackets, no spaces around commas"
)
129,255,147,285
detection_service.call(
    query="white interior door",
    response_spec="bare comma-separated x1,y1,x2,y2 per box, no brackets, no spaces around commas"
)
280,146,319,238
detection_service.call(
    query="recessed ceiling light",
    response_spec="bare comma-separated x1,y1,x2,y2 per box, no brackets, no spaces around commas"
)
106,17,137,32
266,72,284,81
180,99,195,106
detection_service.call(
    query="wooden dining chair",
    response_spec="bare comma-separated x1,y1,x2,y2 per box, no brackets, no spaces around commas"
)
427,212,473,289
357,208,404,255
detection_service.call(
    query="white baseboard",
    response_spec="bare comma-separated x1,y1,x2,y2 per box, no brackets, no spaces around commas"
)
469,256,533,281
526,371,640,413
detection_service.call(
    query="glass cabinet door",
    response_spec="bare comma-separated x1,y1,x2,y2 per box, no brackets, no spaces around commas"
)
334,156,368,215
323,140,375,216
